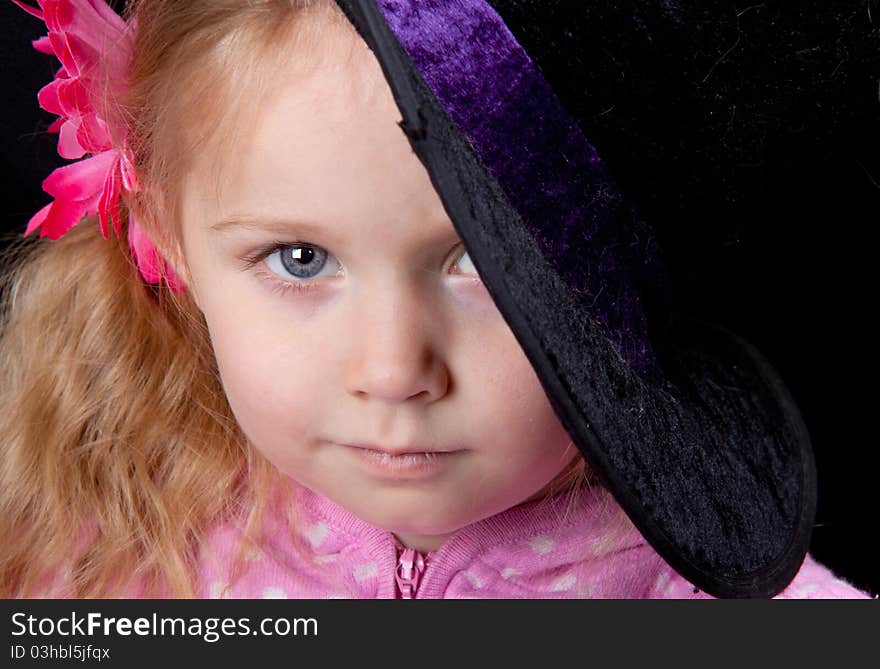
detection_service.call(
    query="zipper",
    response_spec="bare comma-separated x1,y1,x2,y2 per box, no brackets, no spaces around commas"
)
394,545,428,599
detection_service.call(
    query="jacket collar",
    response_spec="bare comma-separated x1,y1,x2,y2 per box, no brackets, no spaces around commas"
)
278,481,652,597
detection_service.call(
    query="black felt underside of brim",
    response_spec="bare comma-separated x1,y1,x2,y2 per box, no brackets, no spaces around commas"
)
338,0,817,598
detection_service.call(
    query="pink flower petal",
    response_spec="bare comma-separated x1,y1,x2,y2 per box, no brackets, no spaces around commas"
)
58,33,100,82
119,146,139,192
76,113,111,153
45,0,127,38
43,149,117,200
97,156,122,239
128,216,186,293
83,0,127,32
44,1,131,85
24,201,53,237
15,2,131,85
14,1,168,288
39,195,98,240
20,1,136,145
43,0,71,30
165,265,186,294
33,35,54,54
58,118,86,159
10,0,44,21
56,76,90,117
37,79,63,115
127,217,162,283
47,32,76,76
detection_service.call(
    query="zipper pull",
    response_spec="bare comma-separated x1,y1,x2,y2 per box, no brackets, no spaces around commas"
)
395,546,427,599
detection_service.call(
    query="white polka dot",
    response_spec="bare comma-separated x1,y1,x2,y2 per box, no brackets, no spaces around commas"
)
653,571,671,595
314,553,338,564
501,567,521,580
304,521,330,549
353,562,378,582
529,535,556,555
463,571,482,589
550,573,577,592
261,587,288,599
209,581,230,599
788,583,820,599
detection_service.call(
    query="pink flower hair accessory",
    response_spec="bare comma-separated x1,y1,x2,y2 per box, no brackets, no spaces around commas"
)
12,0,185,293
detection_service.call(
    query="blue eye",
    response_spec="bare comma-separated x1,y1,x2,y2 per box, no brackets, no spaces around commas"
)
251,241,480,291
265,244,338,281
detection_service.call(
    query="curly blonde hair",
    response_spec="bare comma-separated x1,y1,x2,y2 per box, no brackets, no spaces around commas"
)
0,0,337,598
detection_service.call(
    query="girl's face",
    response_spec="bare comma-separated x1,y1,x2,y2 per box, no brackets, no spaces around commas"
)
179,11,578,552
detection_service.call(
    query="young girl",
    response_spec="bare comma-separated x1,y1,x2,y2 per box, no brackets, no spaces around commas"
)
0,0,873,599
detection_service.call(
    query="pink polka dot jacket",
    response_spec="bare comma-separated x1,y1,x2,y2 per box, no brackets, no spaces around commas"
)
198,482,874,599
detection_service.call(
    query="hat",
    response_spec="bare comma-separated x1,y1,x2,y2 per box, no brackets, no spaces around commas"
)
333,0,876,597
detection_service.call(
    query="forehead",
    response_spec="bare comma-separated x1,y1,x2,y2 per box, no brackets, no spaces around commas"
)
182,6,449,232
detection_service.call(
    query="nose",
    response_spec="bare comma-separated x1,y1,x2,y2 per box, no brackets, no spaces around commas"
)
345,278,450,404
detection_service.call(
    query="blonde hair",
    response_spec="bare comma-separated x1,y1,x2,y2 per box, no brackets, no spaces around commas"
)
0,0,333,598
0,0,600,598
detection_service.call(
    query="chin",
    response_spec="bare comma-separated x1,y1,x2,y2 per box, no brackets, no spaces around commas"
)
358,502,469,537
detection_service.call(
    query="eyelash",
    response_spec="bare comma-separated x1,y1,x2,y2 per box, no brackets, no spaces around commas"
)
240,240,468,297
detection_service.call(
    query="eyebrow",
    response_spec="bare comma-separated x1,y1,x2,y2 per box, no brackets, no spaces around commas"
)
210,213,462,246
210,215,329,238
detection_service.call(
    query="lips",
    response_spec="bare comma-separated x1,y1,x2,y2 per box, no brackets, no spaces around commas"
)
345,443,459,456
344,442,464,479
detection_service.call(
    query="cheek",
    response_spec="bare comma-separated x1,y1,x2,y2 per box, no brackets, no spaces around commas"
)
200,293,327,461
468,322,571,458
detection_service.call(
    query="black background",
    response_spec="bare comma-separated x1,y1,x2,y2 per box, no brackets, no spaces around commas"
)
1,2,877,597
